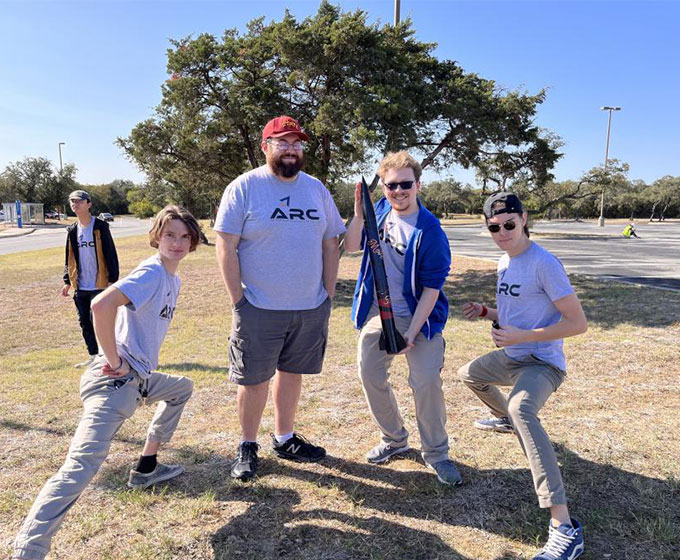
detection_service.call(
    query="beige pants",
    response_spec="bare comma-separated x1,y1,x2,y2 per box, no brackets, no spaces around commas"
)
458,349,566,507
358,310,449,465
14,357,193,560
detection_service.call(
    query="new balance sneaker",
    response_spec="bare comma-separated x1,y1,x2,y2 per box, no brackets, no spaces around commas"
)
474,416,514,433
231,441,259,481
271,433,326,462
74,354,97,369
127,463,184,490
533,518,584,560
365,442,411,464
427,459,463,486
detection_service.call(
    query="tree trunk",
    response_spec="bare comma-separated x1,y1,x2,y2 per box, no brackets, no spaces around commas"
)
239,124,259,168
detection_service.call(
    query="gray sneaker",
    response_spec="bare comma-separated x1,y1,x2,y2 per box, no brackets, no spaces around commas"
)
127,463,184,490
474,416,514,433
366,442,411,464
427,459,463,486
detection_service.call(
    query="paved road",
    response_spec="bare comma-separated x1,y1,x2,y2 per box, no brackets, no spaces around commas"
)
444,221,680,291
0,217,152,255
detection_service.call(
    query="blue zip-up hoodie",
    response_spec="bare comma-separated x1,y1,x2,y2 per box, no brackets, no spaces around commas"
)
351,197,451,339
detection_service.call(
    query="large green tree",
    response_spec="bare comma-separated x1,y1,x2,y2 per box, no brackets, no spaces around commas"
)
118,4,560,215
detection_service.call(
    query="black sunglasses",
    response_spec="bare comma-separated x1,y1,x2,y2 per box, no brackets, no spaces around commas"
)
487,221,517,233
383,180,414,191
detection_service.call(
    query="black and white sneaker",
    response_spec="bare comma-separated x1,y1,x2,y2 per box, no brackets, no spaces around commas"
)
474,416,514,433
231,441,259,481
271,433,326,462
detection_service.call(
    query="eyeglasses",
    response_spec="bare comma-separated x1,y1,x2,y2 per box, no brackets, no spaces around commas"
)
487,221,517,233
383,181,415,191
267,139,304,151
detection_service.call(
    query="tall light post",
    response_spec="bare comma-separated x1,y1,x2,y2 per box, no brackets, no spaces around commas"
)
598,107,621,226
394,0,400,25
58,142,65,173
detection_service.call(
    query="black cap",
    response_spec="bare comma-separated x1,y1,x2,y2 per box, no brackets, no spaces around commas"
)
483,192,524,218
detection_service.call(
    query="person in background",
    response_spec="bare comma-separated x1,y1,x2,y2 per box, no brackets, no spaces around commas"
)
61,190,119,368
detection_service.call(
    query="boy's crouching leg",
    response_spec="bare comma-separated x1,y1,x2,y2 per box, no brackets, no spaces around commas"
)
14,403,130,559
145,374,194,443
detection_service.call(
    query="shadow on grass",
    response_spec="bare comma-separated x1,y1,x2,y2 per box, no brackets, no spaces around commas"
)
445,270,680,330
110,441,676,559
334,278,356,309
161,362,229,374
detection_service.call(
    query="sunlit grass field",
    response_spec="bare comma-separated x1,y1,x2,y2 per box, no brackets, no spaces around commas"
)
1,229,679,559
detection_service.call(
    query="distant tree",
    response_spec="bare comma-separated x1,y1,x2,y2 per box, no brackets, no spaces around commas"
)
644,176,680,221
0,157,77,210
126,181,169,218
83,180,134,215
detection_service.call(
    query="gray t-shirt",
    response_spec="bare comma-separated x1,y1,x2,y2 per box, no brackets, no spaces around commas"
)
497,242,574,372
76,220,97,290
372,209,419,317
214,165,346,310
113,254,180,378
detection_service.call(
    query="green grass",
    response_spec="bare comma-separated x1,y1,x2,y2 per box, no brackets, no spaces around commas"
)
1,232,679,559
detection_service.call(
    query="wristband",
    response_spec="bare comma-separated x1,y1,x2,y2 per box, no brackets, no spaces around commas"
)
113,358,124,372
480,304,488,318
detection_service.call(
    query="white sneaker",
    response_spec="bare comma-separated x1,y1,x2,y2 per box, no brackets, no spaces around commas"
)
74,354,97,369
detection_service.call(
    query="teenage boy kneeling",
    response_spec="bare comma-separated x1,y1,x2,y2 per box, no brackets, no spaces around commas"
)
14,206,201,560
459,192,588,560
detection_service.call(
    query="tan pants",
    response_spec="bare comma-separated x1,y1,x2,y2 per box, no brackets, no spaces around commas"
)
14,357,193,560
358,310,449,465
458,350,566,507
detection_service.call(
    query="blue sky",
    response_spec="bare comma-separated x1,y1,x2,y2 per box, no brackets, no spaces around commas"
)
1,0,678,187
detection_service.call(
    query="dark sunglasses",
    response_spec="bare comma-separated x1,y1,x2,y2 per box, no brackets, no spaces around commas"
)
383,180,414,191
487,221,517,233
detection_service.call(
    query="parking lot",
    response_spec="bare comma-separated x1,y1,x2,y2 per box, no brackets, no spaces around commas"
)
444,220,680,291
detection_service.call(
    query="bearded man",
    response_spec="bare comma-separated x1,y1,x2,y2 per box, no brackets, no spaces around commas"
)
214,116,345,480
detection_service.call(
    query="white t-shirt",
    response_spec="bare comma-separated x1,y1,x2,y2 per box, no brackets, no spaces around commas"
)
76,219,97,290
371,209,419,317
213,165,346,310
497,242,574,371
113,254,181,378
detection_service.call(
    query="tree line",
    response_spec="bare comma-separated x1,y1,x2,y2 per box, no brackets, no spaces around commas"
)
0,156,135,216
4,5,677,222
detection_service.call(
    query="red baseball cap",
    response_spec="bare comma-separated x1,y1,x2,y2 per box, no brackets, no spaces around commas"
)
262,116,309,142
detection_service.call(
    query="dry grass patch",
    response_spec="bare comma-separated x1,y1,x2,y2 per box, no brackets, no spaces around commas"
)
1,237,679,559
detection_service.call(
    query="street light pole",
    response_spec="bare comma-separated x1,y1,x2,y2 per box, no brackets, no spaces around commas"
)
394,0,400,25
598,107,621,227
58,142,65,173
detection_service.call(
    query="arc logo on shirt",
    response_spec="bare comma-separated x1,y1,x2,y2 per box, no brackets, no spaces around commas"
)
498,282,521,297
78,240,95,248
270,196,320,221
379,222,406,256
159,293,175,320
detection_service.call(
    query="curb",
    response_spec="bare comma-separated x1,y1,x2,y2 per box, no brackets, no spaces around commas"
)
0,228,36,239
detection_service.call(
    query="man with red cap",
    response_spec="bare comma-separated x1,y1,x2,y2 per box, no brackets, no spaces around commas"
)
214,116,345,480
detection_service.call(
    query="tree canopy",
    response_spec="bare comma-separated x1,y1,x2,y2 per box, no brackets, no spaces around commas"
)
118,3,560,216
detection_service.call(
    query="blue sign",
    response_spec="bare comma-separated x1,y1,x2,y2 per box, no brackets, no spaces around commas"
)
15,200,22,228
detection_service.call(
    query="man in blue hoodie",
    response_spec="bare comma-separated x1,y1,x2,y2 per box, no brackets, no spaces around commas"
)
343,151,461,486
